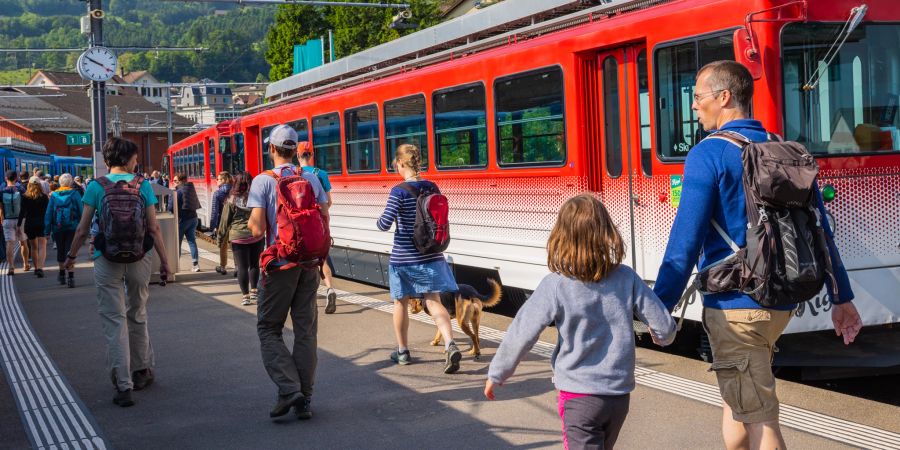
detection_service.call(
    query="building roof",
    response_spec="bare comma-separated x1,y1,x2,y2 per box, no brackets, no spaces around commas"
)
121,70,155,84
18,86,197,133
27,70,141,96
0,90,92,133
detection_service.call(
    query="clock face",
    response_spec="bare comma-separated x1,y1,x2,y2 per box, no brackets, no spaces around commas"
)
77,46,118,82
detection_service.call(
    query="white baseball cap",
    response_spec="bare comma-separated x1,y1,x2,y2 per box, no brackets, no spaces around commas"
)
264,124,298,150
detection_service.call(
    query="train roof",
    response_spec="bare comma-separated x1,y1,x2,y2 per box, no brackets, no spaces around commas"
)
263,0,664,106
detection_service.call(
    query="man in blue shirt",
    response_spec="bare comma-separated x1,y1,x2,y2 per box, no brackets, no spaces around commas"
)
653,61,863,450
248,124,328,421
296,142,339,314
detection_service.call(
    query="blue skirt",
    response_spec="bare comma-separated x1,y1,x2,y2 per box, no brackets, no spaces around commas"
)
388,259,458,300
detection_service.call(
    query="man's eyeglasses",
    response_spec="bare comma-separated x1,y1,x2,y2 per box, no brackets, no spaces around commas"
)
693,89,725,102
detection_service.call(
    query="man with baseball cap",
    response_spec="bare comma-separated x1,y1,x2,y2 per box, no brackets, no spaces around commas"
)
296,142,339,314
248,124,329,420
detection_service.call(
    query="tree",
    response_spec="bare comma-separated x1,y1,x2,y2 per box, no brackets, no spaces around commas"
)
265,5,329,82
331,0,443,59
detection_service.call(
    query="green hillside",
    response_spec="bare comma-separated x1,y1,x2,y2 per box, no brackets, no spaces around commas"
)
0,0,274,83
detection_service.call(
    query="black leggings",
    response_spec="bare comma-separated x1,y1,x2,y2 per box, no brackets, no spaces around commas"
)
53,230,76,264
232,240,264,295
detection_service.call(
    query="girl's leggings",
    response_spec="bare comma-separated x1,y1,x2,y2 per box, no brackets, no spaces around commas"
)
558,391,630,450
231,240,264,295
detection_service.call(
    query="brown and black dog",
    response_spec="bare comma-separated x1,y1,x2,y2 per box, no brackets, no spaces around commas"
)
409,279,501,358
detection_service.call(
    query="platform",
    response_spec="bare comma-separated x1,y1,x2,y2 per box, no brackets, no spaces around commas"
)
0,241,898,450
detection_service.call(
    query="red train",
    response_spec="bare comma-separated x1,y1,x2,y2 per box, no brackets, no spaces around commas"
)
168,0,900,372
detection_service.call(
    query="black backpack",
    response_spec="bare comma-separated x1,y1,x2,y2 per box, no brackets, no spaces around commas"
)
696,131,838,308
399,182,450,255
95,176,154,263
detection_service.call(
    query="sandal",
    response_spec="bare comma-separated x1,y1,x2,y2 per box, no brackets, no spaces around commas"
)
241,295,253,306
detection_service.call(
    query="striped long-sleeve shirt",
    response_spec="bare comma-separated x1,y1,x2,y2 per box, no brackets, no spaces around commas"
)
377,180,447,266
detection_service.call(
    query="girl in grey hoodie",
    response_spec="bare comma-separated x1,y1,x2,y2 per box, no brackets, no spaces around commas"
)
485,194,676,450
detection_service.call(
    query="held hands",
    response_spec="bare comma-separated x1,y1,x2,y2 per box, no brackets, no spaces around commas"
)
832,301,863,345
159,262,170,287
484,379,498,400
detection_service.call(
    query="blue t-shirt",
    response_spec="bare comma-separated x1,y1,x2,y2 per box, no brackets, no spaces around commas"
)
83,174,158,259
247,164,327,246
301,166,331,193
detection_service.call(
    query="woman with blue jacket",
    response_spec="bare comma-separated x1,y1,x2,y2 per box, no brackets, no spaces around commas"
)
44,174,83,287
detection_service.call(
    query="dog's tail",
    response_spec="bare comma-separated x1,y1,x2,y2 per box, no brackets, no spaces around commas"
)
481,279,502,308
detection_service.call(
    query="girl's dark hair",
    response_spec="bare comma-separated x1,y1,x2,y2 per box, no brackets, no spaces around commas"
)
102,137,139,168
230,172,252,200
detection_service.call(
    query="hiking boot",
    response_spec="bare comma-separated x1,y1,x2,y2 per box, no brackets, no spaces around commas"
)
390,350,411,365
270,392,305,418
192,264,201,273
215,266,227,275
113,389,135,407
132,369,154,391
241,295,253,306
294,396,312,420
444,343,462,374
325,288,337,314
57,270,65,285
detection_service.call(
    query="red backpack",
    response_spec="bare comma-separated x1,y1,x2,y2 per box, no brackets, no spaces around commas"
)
259,167,330,271
399,182,450,255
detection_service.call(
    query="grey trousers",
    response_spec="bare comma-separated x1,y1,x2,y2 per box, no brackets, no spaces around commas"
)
257,265,319,397
94,253,155,391
561,393,630,450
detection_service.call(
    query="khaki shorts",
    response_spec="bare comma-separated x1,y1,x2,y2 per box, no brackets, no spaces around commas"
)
2,219,25,242
703,308,792,423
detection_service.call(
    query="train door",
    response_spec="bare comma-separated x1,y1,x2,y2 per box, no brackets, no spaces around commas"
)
595,46,649,275
219,136,233,174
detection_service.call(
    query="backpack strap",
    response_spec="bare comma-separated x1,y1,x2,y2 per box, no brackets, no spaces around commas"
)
706,130,752,147
710,219,741,253
398,182,419,198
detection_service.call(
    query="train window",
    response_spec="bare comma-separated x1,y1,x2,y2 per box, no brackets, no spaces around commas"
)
312,113,342,174
602,57,623,178
434,83,488,169
220,137,233,174
288,119,309,166
494,66,566,167
638,50,652,177
385,95,429,172
782,23,900,155
261,125,275,170
655,32,734,160
345,105,381,173
234,133,245,172
208,139,216,176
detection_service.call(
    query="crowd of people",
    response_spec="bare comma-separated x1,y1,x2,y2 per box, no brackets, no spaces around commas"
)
1,167,87,286
52,60,867,450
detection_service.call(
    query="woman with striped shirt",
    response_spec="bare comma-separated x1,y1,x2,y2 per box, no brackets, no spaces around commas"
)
377,144,462,374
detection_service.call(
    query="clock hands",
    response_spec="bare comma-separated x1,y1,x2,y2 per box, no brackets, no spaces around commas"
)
85,56,113,73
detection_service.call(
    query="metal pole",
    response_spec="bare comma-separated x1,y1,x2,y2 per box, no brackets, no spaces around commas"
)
328,29,334,62
320,35,325,66
165,85,174,148
88,0,108,177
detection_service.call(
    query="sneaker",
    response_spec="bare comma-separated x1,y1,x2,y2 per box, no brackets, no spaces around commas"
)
294,396,312,420
192,264,201,273
57,271,65,285
113,389,135,407
66,275,75,288
270,392,305,418
324,288,337,314
35,268,44,278
241,295,253,306
390,350,411,365
132,368,154,391
215,266,227,275
249,289,258,303
7,269,13,276
444,343,462,374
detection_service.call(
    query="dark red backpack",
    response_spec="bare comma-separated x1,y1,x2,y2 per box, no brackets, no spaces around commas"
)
400,182,450,255
259,167,330,271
